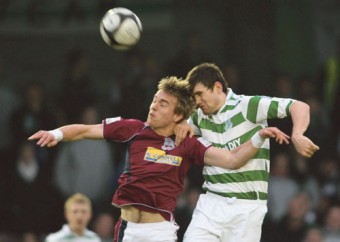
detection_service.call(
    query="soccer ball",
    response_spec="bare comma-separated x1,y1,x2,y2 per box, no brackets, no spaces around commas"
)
100,7,142,50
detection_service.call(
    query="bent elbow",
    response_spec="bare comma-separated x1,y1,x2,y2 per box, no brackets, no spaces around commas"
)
224,160,241,170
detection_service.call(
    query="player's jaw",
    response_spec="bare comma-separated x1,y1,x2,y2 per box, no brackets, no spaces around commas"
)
197,99,219,115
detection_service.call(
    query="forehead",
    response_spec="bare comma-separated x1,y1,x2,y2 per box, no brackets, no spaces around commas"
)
67,202,90,212
192,82,209,94
155,90,178,105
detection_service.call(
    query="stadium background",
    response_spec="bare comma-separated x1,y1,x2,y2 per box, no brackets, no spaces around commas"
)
0,0,339,242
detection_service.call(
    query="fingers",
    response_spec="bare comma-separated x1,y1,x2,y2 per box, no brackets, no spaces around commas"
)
189,129,195,138
262,127,290,145
28,130,56,147
300,144,320,158
175,132,186,146
27,131,43,140
293,136,320,158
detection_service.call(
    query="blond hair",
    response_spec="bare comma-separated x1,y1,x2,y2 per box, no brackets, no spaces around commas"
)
158,76,196,121
64,193,92,212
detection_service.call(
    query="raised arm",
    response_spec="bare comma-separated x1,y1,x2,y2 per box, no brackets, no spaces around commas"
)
289,101,320,157
28,124,104,147
204,127,294,169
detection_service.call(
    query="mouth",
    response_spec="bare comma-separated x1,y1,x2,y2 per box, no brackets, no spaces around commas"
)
199,105,205,110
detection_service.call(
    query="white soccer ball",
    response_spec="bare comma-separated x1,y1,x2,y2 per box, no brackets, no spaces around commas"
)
100,7,143,50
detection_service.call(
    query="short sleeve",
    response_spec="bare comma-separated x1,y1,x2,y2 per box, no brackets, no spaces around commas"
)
182,136,211,166
103,117,145,142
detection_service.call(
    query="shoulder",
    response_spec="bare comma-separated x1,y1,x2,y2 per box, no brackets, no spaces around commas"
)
44,230,67,242
103,117,146,141
103,117,144,127
85,230,101,242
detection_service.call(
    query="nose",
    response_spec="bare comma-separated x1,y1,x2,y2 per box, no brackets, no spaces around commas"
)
194,96,201,106
150,101,157,111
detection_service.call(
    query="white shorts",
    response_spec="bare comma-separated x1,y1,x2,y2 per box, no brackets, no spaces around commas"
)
115,219,179,242
183,192,267,242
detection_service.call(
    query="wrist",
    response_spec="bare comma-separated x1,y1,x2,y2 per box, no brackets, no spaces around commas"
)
251,132,265,148
48,129,63,142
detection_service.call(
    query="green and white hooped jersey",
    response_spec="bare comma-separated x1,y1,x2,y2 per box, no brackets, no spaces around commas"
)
189,88,295,201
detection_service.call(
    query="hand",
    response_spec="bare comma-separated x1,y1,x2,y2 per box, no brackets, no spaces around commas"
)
291,133,320,158
28,130,60,147
259,127,290,145
174,121,195,146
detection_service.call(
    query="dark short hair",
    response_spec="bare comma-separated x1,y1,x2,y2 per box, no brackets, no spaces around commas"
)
186,63,228,93
158,76,196,121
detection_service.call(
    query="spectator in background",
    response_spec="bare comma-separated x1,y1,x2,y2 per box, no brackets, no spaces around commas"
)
92,212,115,242
292,155,321,211
0,55,19,155
60,48,96,123
312,156,340,229
322,205,340,242
267,152,299,222
9,81,57,148
296,74,318,102
273,192,313,242
44,193,100,242
22,232,40,242
303,227,324,242
272,73,295,98
0,56,20,231
7,141,63,235
54,105,114,211
317,158,340,207
318,38,340,156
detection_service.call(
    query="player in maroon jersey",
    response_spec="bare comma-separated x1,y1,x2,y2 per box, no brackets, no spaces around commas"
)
29,76,289,242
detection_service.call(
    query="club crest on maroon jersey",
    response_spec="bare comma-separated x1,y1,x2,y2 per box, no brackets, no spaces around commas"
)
162,137,175,150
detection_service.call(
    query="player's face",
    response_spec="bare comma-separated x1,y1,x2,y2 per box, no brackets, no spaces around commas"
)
147,90,182,129
65,202,92,235
192,82,222,115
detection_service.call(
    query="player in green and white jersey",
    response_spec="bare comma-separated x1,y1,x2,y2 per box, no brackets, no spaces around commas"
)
179,63,319,242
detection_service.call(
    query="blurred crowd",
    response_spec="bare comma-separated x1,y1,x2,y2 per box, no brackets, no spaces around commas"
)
0,1,339,242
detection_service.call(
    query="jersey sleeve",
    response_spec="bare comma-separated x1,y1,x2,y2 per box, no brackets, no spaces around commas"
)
242,95,295,123
183,136,212,166
103,117,145,142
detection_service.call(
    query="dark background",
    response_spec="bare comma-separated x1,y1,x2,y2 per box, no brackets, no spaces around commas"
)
0,0,340,242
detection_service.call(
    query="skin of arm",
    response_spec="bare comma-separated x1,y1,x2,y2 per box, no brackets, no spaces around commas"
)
28,124,103,147
204,127,291,170
59,124,103,141
289,101,319,157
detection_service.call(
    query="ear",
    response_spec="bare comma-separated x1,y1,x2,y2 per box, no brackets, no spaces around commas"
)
214,81,223,93
173,113,184,123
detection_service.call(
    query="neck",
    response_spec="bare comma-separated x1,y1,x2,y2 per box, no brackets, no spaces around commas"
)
213,93,227,114
153,125,175,137
70,226,85,236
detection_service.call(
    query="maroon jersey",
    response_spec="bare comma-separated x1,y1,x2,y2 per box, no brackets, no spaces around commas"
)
103,117,211,220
